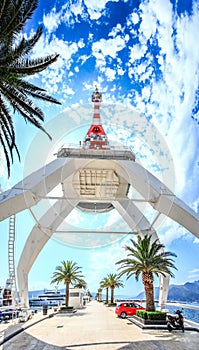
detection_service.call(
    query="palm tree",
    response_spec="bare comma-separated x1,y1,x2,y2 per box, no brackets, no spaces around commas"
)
87,290,92,300
0,0,61,176
96,288,102,301
116,234,177,311
51,261,84,306
106,273,124,304
100,277,110,304
73,279,87,290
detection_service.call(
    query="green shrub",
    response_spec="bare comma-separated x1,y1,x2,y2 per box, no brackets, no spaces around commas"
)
136,310,148,319
60,306,73,310
136,310,166,320
146,311,166,320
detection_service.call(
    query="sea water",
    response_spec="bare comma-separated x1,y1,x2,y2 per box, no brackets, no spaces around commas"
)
165,303,199,324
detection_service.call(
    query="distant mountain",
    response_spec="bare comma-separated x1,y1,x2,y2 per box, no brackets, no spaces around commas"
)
135,280,199,302
168,280,199,302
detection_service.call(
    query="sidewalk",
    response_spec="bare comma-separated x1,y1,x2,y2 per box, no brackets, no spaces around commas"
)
1,301,199,349
0,309,49,345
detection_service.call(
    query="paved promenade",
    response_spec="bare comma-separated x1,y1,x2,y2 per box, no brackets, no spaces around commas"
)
0,301,199,349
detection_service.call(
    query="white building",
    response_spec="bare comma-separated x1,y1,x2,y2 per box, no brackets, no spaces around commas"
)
69,288,84,309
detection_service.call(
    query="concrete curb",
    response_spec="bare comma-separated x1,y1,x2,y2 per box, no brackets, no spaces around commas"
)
128,316,199,332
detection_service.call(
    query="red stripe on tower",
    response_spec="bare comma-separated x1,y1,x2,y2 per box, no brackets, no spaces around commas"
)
83,86,109,149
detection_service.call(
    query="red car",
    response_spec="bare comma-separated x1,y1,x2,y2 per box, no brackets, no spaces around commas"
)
115,301,145,318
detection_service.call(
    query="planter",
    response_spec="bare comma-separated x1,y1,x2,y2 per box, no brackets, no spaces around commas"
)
131,315,167,329
133,315,167,325
58,307,77,314
107,303,117,307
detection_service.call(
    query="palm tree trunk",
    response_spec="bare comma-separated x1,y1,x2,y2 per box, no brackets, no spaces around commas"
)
144,282,155,311
65,281,70,306
111,287,114,303
106,287,109,303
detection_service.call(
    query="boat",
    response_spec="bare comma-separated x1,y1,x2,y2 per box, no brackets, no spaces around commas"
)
0,280,13,306
29,290,65,307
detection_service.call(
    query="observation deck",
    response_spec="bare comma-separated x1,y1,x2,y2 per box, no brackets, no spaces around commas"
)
57,144,135,161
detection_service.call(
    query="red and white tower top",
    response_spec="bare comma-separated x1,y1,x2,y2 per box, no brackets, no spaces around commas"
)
84,87,109,149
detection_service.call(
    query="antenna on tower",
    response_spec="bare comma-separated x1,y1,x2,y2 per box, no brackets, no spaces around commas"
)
92,86,102,102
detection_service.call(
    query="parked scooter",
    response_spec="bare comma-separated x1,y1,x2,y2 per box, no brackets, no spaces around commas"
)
167,309,184,332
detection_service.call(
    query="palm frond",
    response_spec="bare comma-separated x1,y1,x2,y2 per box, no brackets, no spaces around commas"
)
116,234,177,280
0,132,12,177
0,0,61,176
10,54,60,75
0,82,45,120
0,27,43,65
3,77,61,105
51,261,84,285
0,0,39,42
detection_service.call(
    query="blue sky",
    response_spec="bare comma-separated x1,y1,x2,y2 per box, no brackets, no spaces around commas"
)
0,0,199,296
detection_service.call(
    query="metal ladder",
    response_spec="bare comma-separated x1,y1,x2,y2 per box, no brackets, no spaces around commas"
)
8,215,18,304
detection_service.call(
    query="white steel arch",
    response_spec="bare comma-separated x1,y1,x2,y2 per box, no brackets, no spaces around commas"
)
0,157,198,236
0,155,198,309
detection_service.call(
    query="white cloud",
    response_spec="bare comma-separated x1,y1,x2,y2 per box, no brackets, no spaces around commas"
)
108,23,123,38
193,237,199,244
74,66,79,73
129,43,147,63
188,268,199,280
92,35,128,60
50,37,80,62
43,1,85,33
104,67,116,81
127,0,199,203
43,7,61,33
30,34,82,94
85,236,130,289
127,12,140,26
64,86,75,96
93,51,106,68
157,219,190,247
190,268,199,273
69,1,85,19
84,0,119,20
117,66,125,76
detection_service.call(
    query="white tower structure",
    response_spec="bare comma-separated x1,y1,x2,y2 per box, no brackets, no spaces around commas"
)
0,87,198,308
